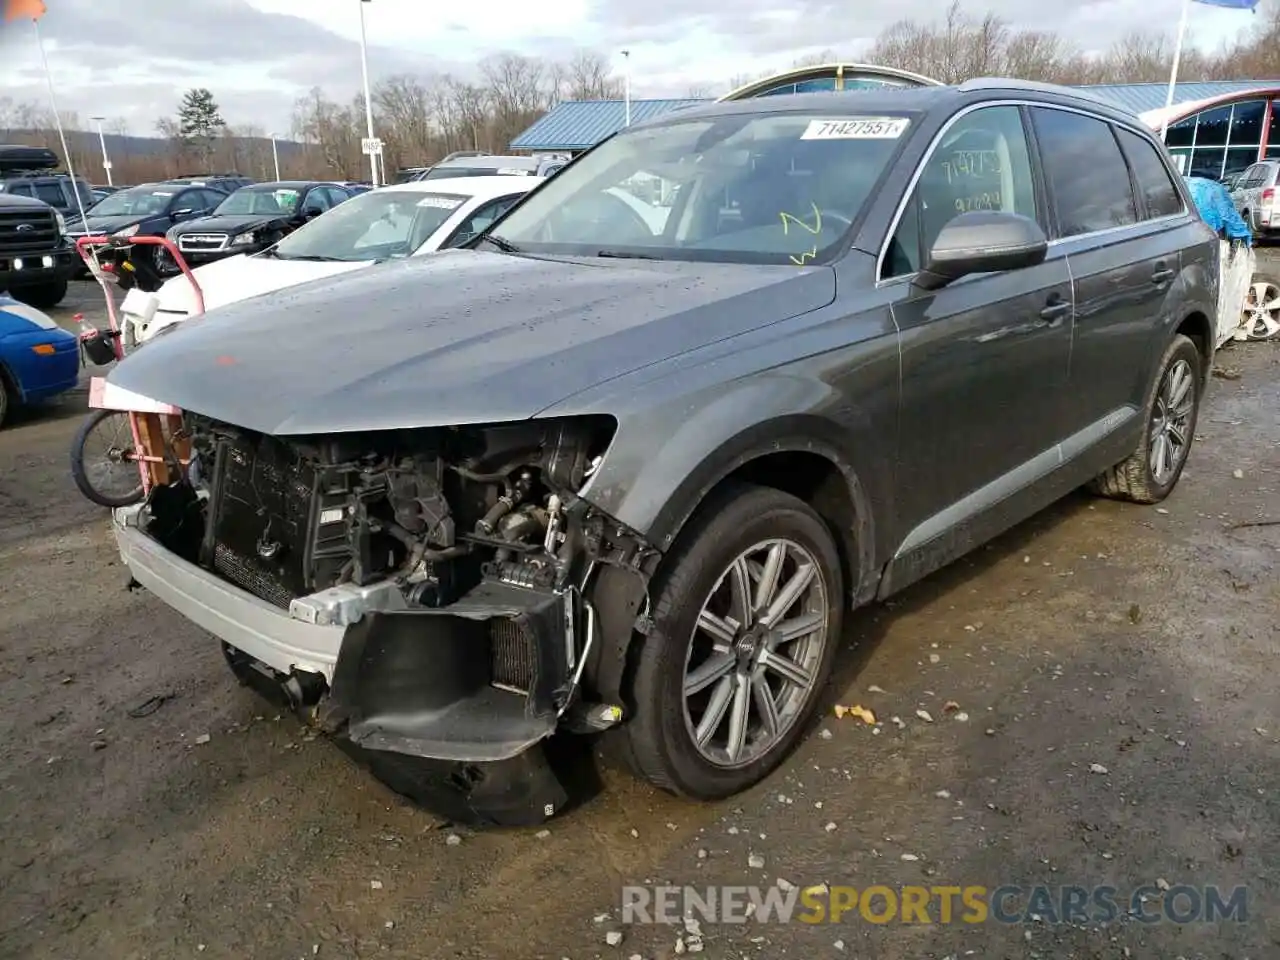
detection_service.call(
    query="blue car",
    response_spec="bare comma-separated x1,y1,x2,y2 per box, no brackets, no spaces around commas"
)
0,293,80,425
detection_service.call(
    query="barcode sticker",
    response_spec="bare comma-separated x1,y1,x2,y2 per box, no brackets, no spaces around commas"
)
800,118,910,140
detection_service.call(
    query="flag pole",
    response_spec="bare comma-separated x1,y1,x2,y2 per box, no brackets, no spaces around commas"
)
1160,0,1192,142
30,16,91,228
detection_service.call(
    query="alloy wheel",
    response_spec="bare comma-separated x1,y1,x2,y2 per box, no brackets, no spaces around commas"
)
682,538,829,768
1148,357,1195,486
1243,281,1280,340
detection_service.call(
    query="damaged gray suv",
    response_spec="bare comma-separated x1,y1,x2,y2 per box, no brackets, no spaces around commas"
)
105,78,1218,826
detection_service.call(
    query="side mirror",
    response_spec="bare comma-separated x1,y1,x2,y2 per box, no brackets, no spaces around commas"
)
171,208,195,219
914,211,1048,291
302,207,323,220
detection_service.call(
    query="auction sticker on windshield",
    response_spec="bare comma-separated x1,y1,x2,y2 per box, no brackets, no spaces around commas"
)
417,196,464,209
800,118,910,140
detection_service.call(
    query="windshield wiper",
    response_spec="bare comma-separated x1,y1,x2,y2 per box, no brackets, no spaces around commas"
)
281,254,345,262
594,249,661,260
479,233,521,253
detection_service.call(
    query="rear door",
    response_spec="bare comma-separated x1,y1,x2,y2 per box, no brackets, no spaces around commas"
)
1030,106,1187,448
884,103,1074,550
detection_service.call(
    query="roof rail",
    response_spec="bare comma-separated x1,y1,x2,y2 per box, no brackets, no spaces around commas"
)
957,77,1111,104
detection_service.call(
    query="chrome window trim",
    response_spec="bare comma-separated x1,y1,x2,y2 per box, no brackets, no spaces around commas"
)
874,98,1192,288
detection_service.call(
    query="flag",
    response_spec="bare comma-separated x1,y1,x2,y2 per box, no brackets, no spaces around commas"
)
1192,0,1259,9
4,0,46,22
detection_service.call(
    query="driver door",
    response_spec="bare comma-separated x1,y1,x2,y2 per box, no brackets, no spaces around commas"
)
884,104,1074,561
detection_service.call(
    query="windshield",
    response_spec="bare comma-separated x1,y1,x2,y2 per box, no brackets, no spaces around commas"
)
216,186,301,216
269,189,464,261
87,186,175,218
492,112,912,264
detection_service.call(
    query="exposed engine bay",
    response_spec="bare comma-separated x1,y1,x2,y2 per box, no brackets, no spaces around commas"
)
175,412,627,610
133,411,659,826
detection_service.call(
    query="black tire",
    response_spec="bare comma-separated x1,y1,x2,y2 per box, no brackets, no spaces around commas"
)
12,278,68,310
1091,333,1203,504
70,409,145,508
0,370,10,428
620,482,843,800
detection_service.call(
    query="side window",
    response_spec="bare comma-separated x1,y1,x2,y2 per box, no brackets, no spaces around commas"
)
881,105,1037,280
1115,128,1183,220
1239,165,1260,188
8,183,33,197
200,189,226,210
323,187,349,207
442,195,522,248
33,181,66,207
1031,107,1137,237
303,188,333,213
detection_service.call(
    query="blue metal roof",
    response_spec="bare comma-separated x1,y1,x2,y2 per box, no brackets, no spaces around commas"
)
509,99,706,151
510,82,1280,151
1078,80,1280,115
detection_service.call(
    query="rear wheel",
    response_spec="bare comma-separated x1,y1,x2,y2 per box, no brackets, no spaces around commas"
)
621,483,843,800
13,279,67,309
70,409,145,508
0,372,10,427
1091,333,1202,504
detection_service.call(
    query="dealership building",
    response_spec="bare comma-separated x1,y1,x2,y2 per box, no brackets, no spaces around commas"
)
511,64,1280,181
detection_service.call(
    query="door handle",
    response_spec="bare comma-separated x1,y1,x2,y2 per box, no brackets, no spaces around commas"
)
1039,299,1071,321
1151,264,1175,284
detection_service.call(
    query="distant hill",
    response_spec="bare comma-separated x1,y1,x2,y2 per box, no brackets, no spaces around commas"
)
0,128,309,160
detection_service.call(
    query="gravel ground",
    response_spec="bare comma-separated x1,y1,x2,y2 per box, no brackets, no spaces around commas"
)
0,279,1277,960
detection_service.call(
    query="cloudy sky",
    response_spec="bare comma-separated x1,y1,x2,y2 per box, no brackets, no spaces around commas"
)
0,0,1257,136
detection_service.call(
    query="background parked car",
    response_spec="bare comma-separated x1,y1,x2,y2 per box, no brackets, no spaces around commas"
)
0,291,79,426
0,144,96,218
1229,159,1280,239
415,155,543,180
118,174,543,344
0,187,75,309
167,173,255,193
166,180,354,268
64,180,229,276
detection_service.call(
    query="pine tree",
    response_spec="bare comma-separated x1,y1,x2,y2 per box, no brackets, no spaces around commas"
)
176,88,225,167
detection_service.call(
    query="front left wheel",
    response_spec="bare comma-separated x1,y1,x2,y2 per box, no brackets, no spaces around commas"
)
621,482,843,800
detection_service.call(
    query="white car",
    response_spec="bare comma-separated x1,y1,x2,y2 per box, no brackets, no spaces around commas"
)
119,175,543,346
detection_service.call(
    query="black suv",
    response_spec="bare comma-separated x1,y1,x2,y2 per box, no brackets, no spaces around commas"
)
0,146,76,307
0,144,96,219
167,180,353,266
105,79,1218,826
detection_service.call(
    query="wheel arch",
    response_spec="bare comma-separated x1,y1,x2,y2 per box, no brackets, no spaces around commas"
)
1174,307,1214,382
581,415,885,711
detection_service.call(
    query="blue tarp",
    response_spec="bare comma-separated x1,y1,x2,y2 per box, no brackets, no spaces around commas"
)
1184,176,1252,244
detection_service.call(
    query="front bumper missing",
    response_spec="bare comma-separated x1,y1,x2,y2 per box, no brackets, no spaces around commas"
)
111,504,577,823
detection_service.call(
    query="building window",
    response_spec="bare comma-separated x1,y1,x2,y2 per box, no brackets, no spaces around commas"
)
1192,105,1232,147
1228,99,1267,146
1165,116,1196,148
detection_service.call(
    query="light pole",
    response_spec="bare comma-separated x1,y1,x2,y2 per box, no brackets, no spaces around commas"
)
270,135,281,181
621,50,631,128
89,115,112,186
357,0,380,186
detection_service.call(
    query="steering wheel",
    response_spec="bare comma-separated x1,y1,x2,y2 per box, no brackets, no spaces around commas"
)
813,208,853,233
545,191,653,245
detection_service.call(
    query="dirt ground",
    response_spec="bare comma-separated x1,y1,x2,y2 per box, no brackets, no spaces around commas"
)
0,280,1276,960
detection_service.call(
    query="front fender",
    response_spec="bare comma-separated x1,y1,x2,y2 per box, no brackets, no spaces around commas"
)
573,373,896,594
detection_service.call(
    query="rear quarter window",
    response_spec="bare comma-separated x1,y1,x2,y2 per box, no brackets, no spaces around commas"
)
1115,128,1184,219
1031,107,1137,237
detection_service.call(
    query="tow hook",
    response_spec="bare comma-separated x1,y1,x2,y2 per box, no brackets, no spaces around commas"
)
561,702,625,734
